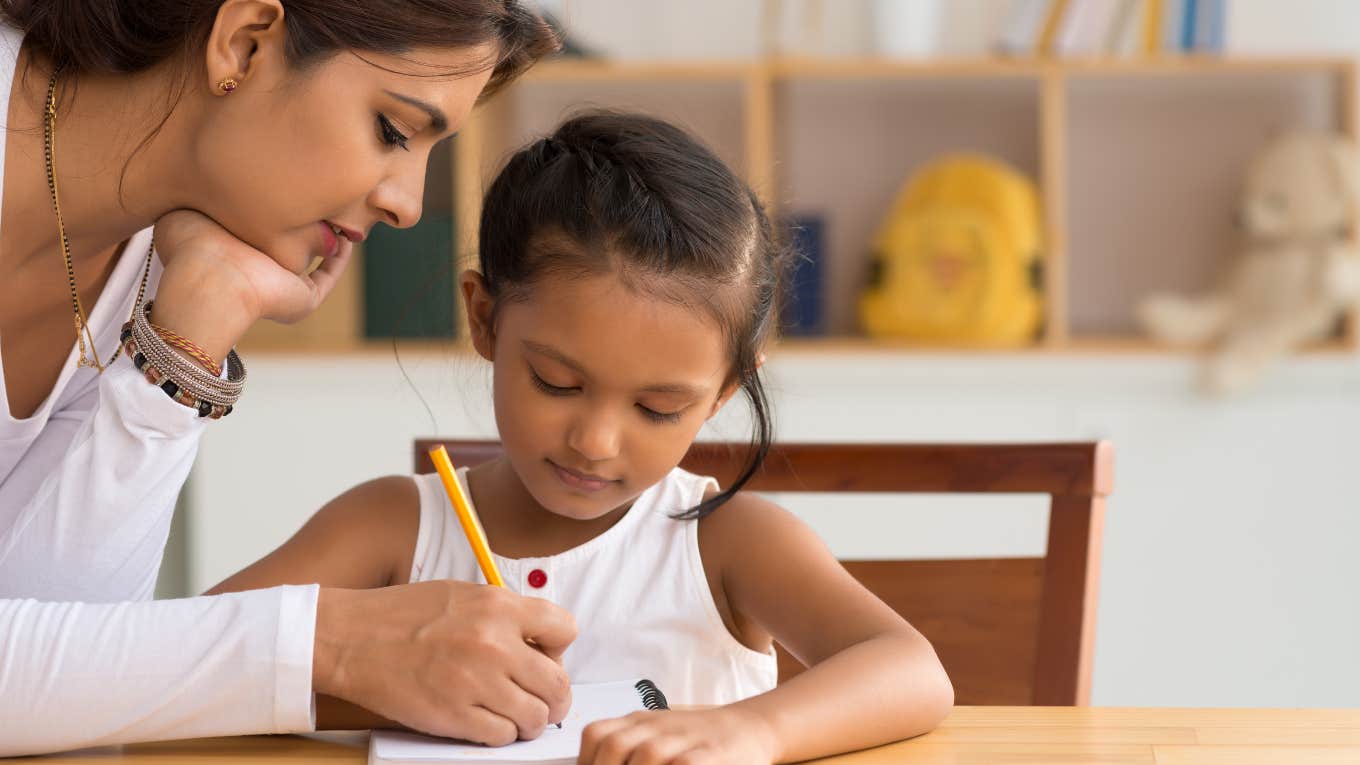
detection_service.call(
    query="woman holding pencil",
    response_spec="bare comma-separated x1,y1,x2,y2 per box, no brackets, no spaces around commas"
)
0,0,576,756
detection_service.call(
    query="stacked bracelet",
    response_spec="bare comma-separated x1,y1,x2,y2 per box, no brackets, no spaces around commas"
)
147,321,222,377
120,301,246,419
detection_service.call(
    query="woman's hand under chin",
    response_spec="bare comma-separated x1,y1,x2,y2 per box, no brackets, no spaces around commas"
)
153,209,353,324
149,209,355,363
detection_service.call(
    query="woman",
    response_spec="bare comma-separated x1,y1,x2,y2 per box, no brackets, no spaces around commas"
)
0,0,576,756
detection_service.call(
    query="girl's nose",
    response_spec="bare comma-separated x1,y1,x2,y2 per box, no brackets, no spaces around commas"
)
567,411,621,463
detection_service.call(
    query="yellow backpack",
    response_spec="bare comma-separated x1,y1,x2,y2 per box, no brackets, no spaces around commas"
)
858,154,1044,346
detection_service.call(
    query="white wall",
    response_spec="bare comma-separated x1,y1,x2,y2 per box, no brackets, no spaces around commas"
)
539,0,1002,59
540,0,1360,60
1228,0,1360,55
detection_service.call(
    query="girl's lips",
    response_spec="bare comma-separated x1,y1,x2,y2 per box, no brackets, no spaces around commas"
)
549,460,617,492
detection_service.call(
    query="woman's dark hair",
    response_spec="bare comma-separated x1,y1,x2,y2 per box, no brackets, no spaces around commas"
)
478,111,787,519
2,0,557,201
0,0,558,100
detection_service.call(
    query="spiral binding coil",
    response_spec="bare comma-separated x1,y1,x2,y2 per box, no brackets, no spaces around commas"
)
634,679,670,711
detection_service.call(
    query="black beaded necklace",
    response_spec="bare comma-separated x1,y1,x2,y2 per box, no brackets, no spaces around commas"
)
43,68,152,373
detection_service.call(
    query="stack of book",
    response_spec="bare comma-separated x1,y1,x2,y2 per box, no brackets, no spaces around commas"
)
996,0,1227,59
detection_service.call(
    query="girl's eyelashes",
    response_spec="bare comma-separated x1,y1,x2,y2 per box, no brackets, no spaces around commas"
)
377,113,411,151
530,370,577,396
530,369,685,424
637,405,684,425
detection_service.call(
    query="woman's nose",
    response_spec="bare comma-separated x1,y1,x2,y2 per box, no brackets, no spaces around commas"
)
371,164,426,229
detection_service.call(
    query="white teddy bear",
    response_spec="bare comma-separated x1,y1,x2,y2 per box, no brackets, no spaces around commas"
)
1137,131,1360,394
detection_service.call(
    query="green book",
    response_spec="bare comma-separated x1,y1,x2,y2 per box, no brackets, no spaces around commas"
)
362,213,456,338
363,140,458,339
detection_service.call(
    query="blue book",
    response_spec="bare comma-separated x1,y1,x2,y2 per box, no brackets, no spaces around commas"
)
1194,0,1226,52
1162,0,1184,52
1179,0,1197,51
781,215,825,336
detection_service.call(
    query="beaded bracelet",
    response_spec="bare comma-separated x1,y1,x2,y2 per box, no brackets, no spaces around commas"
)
120,327,243,417
122,336,235,419
130,314,241,404
119,302,246,418
133,303,243,389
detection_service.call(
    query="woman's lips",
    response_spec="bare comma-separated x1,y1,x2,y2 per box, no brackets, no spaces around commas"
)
317,221,363,259
317,221,340,258
328,221,365,243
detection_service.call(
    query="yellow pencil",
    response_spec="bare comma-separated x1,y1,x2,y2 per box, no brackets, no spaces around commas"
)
428,445,505,588
428,446,563,728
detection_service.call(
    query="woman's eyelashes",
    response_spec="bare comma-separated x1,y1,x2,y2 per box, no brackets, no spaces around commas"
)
529,370,685,424
377,113,410,151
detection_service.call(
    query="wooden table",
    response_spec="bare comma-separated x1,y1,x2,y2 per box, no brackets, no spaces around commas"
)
14,706,1360,764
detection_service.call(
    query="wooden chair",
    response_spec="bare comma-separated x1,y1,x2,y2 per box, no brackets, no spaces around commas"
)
414,440,1114,706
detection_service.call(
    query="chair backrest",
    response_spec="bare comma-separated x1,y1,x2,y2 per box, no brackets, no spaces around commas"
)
414,439,1113,706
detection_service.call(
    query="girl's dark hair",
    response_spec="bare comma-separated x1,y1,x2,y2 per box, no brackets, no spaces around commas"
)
0,0,558,101
478,111,786,519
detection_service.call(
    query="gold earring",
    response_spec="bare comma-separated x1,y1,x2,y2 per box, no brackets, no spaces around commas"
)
217,77,239,94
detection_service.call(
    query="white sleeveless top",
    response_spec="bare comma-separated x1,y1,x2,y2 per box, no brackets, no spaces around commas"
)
410,467,778,706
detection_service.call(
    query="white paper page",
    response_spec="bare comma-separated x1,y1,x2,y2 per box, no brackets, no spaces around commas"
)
372,680,652,763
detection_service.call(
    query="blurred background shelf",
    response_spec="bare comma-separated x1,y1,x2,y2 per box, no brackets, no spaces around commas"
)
240,56,1359,355
458,56,1360,352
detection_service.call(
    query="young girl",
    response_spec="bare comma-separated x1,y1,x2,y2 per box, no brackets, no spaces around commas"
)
214,111,953,764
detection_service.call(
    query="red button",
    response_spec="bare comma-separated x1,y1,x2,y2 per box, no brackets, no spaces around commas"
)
528,569,548,589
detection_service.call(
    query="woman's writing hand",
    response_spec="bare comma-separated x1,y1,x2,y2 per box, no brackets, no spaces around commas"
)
149,209,354,360
579,707,780,765
314,581,577,746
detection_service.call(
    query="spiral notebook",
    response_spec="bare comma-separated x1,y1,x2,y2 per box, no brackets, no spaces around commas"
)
368,679,669,764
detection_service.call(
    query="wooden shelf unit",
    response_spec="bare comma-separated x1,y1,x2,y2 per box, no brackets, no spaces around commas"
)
243,57,1359,355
